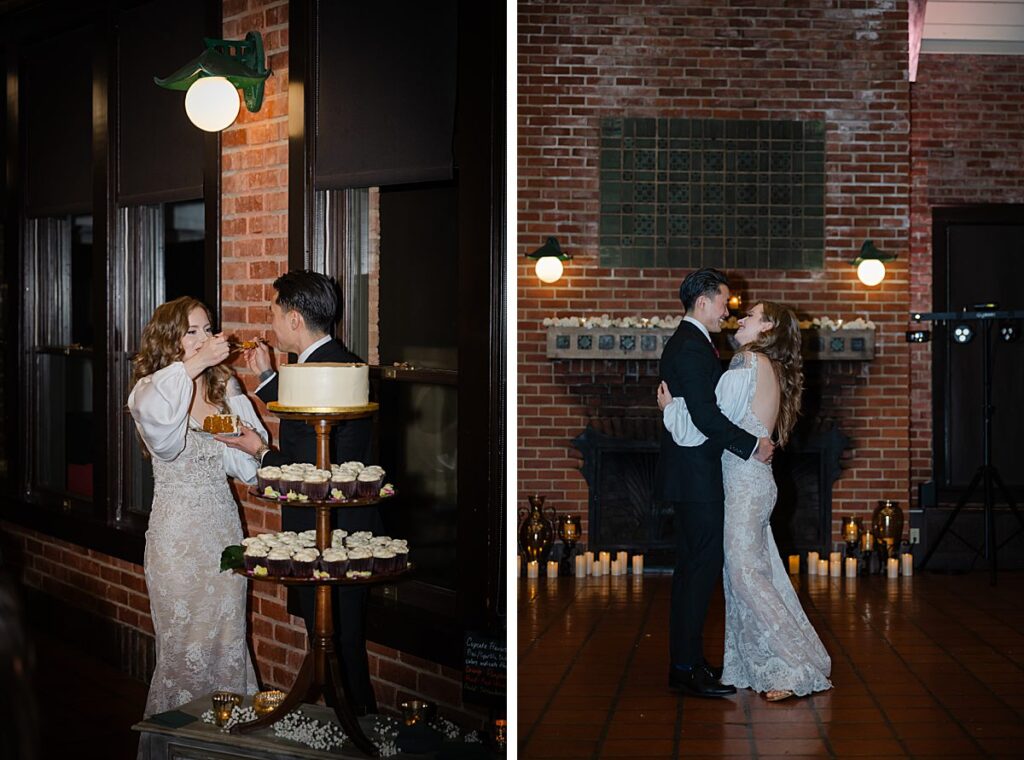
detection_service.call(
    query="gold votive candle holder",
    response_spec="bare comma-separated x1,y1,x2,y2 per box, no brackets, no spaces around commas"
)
400,699,436,726
211,691,242,727
252,689,286,717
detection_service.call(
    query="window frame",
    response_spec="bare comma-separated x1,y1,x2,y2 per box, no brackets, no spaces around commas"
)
1,0,223,564
290,0,505,666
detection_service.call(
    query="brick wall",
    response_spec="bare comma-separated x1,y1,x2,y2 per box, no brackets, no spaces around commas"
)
518,0,913,546
908,55,1024,493
3,0,482,731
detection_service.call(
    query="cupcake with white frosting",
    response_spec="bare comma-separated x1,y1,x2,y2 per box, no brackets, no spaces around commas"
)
266,547,293,577
321,547,350,577
291,547,320,577
244,543,270,573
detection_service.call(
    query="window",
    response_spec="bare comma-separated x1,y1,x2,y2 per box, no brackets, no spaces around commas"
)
117,200,206,521
378,184,459,594
22,215,95,509
296,0,505,662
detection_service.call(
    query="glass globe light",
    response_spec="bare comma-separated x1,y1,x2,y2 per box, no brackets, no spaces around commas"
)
535,256,564,284
184,76,241,132
856,258,886,287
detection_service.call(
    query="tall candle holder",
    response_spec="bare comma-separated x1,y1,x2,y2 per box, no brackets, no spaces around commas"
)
842,516,862,553
872,499,905,558
557,514,581,575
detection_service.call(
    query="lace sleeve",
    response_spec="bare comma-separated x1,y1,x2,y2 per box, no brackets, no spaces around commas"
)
729,351,754,371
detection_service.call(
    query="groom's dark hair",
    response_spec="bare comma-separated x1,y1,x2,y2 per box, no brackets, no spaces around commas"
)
679,267,729,312
272,270,341,335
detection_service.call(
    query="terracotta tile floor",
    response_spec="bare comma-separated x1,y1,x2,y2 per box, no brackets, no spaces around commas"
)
518,571,1024,759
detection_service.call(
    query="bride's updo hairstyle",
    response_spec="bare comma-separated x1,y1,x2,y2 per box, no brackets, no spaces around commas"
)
745,301,803,447
131,296,233,411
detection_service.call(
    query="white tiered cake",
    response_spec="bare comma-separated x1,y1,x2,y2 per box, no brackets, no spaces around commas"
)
276,363,369,409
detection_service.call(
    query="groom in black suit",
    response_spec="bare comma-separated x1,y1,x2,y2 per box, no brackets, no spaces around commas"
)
221,270,380,715
654,267,774,698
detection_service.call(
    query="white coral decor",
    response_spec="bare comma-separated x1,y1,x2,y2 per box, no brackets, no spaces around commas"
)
543,315,683,329
544,314,875,330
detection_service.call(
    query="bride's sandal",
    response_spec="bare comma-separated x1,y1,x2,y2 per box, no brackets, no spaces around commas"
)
765,689,795,702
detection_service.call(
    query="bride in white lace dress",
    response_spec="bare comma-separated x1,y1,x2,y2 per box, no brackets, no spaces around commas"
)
657,301,832,701
128,297,265,716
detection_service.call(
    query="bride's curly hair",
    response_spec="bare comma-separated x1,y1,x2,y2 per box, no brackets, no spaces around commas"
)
131,297,232,411
745,301,803,447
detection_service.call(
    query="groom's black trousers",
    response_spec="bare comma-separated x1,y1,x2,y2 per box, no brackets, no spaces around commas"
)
668,498,725,668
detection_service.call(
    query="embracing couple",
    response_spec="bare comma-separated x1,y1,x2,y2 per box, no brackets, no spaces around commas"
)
655,267,832,703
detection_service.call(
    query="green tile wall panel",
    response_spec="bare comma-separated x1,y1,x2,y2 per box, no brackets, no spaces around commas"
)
599,118,825,269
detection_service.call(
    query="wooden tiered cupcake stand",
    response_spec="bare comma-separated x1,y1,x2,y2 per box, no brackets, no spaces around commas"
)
230,402,407,757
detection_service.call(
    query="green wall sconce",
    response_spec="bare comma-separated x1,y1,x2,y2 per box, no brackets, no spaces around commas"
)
527,237,572,284
852,239,896,287
154,31,271,132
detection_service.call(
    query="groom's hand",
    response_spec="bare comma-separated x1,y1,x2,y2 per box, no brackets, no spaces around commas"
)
243,341,274,376
753,436,775,463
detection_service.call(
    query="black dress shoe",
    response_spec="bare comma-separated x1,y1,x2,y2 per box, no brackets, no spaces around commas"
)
668,666,737,698
701,658,723,681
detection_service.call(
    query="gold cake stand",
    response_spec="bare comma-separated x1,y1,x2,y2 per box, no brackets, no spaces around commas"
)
231,403,398,757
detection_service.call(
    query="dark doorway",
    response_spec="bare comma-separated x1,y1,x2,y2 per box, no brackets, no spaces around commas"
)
932,207,1024,505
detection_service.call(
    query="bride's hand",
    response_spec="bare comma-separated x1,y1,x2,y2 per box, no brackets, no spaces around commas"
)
656,381,672,411
184,334,229,378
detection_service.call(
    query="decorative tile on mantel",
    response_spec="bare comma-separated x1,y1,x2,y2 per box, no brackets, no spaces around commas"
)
545,327,874,361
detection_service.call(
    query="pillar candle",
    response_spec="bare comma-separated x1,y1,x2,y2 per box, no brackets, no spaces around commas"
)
788,555,800,575
584,551,594,575
546,561,559,578
807,551,819,575
616,551,628,568
887,558,899,578
632,555,644,575
527,560,539,578
845,557,857,578
591,559,602,577
901,553,913,576
575,555,586,577
599,551,611,574
830,559,841,577
817,559,828,576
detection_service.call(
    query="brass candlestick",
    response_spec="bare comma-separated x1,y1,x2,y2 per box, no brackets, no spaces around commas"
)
556,514,581,575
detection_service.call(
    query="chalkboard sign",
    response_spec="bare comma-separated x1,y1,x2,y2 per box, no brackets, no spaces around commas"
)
462,632,506,707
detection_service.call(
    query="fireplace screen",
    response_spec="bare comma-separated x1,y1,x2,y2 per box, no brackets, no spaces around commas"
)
574,426,847,567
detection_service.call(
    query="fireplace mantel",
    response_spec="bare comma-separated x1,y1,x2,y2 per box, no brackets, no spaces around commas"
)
546,326,875,361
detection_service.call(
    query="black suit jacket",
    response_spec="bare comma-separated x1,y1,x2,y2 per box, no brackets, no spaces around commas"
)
654,320,757,503
257,338,380,535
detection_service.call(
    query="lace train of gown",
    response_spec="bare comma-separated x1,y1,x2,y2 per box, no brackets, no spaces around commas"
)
719,354,832,696
143,424,258,716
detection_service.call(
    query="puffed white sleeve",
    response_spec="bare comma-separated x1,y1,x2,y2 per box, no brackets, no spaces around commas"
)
127,362,192,461
221,384,269,484
662,366,756,448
